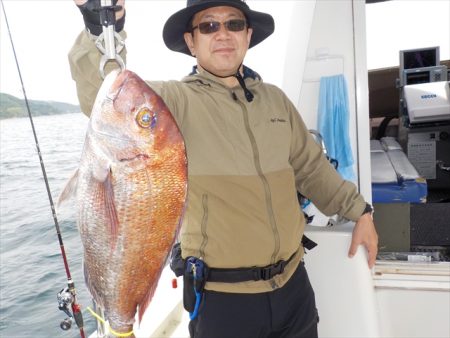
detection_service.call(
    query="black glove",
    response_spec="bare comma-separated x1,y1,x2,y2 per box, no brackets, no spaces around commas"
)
77,0,125,36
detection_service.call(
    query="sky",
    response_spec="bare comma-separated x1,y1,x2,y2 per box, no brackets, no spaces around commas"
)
365,0,449,70
0,0,291,105
1,0,449,105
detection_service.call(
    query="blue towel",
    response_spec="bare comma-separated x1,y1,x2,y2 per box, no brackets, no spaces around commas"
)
317,74,355,181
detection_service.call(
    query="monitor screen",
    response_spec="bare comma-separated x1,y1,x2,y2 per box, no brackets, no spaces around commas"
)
400,47,439,70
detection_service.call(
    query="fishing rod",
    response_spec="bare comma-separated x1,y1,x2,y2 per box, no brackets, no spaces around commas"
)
0,1,85,337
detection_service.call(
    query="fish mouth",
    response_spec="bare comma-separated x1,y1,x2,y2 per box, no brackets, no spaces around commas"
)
119,154,150,162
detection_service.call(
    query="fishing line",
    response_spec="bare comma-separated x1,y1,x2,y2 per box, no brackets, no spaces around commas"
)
0,1,86,337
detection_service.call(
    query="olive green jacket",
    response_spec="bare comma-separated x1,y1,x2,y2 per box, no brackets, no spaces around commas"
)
69,30,366,293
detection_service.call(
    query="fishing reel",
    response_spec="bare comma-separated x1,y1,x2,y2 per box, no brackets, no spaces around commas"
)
57,287,74,330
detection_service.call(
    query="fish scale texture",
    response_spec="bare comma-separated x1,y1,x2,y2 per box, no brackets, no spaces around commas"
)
69,70,187,335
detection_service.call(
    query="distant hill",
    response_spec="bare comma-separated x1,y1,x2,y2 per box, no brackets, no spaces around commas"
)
0,93,80,119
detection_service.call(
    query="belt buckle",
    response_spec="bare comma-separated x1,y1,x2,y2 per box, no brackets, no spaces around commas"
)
259,260,285,281
260,265,272,281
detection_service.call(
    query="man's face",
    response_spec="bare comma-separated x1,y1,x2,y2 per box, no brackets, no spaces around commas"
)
184,6,253,77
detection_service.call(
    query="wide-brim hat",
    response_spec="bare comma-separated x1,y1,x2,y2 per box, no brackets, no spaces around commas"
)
163,0,274,56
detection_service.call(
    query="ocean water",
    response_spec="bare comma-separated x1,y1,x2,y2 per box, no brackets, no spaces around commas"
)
0,113,97,337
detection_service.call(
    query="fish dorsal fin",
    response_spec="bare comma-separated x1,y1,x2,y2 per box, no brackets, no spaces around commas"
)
103,171,120,250
56,169,79,212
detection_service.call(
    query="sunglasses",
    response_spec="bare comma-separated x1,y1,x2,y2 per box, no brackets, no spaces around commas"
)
191,19,247,34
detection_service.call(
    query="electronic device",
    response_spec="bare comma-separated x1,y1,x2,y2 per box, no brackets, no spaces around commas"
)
403,81,450,124
399,46,447,86
400,46,440,70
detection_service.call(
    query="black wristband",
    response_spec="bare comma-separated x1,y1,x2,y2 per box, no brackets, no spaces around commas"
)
77,0,125,36
362,203,373,216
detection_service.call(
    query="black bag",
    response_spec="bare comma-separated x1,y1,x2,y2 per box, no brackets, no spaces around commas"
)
183,265,197,313
169,243,208,313
184,257,208,313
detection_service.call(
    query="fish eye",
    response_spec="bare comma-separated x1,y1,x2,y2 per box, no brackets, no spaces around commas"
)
136,108,154,128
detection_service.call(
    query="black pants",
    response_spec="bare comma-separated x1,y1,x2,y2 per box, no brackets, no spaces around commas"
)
188,261,319,338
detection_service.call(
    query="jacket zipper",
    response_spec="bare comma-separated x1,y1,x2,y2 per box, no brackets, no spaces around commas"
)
234,92,281,266
199,194,209,259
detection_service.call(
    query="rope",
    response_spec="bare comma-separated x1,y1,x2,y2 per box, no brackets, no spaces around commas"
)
86,307,134,337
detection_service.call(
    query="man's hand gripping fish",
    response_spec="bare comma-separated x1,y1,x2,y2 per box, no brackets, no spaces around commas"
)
59,69,187,336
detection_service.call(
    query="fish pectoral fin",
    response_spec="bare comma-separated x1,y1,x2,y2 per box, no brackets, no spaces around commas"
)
103,171,120,249
56,169,79,213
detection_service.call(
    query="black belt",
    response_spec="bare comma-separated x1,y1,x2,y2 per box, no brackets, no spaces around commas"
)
207,251,297,283
206,235,317,283
170,235,317,282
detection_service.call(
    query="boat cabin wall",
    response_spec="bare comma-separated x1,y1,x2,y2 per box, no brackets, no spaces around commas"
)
279,0,372,200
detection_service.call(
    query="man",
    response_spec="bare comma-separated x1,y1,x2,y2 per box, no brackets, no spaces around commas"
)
71,0,378,337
